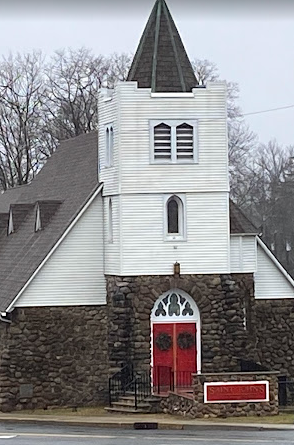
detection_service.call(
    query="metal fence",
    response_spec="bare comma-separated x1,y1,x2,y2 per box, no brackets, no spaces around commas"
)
278,376,294,406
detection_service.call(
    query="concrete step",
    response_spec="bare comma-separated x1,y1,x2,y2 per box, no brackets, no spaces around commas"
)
104,406,151,414
112,400,151,409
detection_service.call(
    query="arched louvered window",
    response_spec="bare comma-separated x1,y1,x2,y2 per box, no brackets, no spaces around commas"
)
165,195,186,240
151,120,197,164
154,123,172,161
176,123,194,160
108,198,113,243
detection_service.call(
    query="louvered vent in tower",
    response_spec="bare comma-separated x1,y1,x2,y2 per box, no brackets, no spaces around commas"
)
154,123,171,161
176,124,194,160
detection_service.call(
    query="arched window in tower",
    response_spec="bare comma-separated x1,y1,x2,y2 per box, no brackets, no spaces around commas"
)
108,198,113,243
165,195,186,240
110,126,114,165
105,124,114,167
167,197,179,234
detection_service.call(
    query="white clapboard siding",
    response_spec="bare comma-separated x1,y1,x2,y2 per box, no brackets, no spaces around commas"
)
119,82,228,194
98,81,229,196
255,238,294,299
120,192,230,275
14,194,106,307
98,89,120,197
230,236,257,273
104,195,121,275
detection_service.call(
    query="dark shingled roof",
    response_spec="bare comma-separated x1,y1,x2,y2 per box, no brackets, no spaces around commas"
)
0,130,257,313
230,200,259,235
0,132,99,313
127,0,198,92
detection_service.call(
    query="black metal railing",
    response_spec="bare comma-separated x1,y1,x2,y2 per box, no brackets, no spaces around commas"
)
132,371,152,409
278,376,294,406
152,366,174,394
152,366,194,394
108,364,151,409
173,370,194,390
108,363,134,407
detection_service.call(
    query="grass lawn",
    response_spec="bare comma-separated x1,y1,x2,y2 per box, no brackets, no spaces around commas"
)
16,407,108,417
7,407,294,424
207,412,294,424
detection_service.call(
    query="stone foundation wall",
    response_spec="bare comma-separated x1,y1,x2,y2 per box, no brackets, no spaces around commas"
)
106,273,256,374
0,306,109,412
255,299,294,378
161,372,279,418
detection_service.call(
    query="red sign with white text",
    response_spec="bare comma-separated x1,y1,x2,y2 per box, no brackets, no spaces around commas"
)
204,381,269,404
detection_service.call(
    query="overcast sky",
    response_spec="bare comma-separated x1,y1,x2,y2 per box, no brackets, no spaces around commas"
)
0,0,294,146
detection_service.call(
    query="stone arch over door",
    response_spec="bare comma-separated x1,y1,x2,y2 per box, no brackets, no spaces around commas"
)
151,289,201,390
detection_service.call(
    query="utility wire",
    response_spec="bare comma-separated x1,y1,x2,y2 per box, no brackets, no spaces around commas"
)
243,104,294,117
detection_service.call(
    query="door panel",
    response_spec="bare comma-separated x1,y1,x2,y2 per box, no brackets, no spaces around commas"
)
153,323,173,389
153,322,197,390
175,323,197,387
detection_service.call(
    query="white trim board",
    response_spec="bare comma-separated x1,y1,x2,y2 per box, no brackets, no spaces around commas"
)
255,237,294,299
6,184,104,313
204,381,270,404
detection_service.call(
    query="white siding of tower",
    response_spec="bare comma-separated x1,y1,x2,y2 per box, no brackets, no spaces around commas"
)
99,81,230,276
104,194,121,275
98,89,120,197
120,192,230,275
118,82,229,195
230,236,257,273
255,238,294,299
13,194,106,308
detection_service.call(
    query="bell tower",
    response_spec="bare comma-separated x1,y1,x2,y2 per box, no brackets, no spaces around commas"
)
98,0,229,276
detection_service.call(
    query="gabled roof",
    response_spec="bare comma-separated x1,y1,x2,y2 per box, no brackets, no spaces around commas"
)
0,130,258,313
0,132,100,313
127,0,198,92
230,200,259,235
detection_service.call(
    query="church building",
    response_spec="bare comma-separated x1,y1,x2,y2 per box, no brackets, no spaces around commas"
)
0,0,294,413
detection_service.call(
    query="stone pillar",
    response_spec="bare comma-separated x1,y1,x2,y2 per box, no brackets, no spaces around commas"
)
106,276,136,373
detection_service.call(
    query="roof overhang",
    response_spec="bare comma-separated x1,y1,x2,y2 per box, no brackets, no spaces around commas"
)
257,237,294,289
5,183,104,313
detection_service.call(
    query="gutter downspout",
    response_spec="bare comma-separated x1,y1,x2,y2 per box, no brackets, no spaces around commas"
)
0,313,11,324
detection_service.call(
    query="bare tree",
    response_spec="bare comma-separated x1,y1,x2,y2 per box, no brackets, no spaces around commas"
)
106,52,132,88
43,48,109,141
0,51,46,190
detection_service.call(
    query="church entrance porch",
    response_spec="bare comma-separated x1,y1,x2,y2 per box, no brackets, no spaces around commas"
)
151,289,200,395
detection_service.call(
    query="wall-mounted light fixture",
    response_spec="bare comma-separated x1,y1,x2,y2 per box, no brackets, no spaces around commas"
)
174,262,180,276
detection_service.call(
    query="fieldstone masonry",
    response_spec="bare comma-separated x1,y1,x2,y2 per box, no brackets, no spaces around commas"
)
255,299,294,377
161,372,279,418
1,272,294,413
0,306,109,412
107,273,257,374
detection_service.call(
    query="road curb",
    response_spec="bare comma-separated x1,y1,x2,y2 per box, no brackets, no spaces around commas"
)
0,416,293,431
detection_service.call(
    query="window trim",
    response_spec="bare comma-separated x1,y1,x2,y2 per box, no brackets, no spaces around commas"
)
150,119,198,164
105,123,114,168
163,194,186,242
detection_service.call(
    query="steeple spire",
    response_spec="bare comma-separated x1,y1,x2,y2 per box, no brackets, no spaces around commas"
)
127,0,198,93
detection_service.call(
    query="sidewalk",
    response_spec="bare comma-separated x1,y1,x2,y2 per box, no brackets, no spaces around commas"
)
0,412,293,431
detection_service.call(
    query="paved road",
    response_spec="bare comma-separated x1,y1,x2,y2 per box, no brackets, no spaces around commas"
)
0,423,294,444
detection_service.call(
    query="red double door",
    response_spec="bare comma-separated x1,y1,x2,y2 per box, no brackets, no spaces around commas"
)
153,322,197,390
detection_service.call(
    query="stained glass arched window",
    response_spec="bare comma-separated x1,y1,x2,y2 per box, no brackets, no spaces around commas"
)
151,289,199,322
